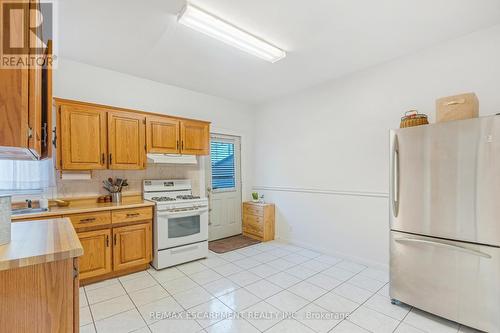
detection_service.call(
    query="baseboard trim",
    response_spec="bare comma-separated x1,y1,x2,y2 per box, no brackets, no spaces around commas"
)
275,235,389,271
253,185,389,198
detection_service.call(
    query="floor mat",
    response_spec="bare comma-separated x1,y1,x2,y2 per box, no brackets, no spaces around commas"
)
209,234,261,253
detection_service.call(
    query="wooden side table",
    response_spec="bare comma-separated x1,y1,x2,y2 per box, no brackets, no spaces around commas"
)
242,202,275,242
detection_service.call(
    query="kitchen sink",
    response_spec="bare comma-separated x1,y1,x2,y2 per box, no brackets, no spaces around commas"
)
11,208,49,216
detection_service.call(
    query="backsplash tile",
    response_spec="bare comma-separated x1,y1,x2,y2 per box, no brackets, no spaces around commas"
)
54,163,202,198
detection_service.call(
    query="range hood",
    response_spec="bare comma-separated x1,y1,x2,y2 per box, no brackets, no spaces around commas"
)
147,154,197,165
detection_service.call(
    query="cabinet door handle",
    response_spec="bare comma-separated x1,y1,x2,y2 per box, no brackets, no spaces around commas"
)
126,213,140,218
79,217,96,223
73,266,79,279
114,234,117,246
181,141,184,150
102,153,105,165
73,259,79,279
391,134,400,218
109,154,113,165
176,140,179,150
41,123,48,147
106,235,109,247
395,237,492,259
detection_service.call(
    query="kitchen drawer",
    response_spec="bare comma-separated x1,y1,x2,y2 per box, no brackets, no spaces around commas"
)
390,231,500,332
243,203,263,217
112,207,153,224
65,211,111,229
243,220,263,236
244,214,263,228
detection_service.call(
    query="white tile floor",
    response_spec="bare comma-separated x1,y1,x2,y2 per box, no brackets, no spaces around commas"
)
79,240,482,333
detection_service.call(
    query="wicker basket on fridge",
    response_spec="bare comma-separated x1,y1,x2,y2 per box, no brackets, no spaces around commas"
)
400,110,429,128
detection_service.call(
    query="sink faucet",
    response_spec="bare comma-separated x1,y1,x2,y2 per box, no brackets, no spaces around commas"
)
26,199,32,208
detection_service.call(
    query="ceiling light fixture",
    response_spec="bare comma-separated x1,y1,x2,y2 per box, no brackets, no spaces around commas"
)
178,4,286,63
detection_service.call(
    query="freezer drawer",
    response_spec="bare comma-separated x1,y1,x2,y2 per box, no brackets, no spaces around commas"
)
390,116,500,246
390,231,500,333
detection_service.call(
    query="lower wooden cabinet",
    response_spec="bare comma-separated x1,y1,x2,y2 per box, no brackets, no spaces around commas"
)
72,207,153,284
113,223,152,271
78,229,112,280
0,258,79,332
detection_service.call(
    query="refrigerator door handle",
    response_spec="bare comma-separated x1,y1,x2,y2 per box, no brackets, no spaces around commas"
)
395,237,492,259
391,134,400,217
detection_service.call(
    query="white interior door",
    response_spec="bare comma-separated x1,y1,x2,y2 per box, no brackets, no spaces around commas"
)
206,134,242,241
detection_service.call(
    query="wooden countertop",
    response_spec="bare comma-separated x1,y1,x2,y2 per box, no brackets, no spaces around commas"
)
11,198,154,221
0,218,83,271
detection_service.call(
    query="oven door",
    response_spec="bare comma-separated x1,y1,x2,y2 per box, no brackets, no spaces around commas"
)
156,208,208,249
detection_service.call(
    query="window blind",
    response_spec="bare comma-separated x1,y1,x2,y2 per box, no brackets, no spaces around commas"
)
211,141,235,190
0,159,55,195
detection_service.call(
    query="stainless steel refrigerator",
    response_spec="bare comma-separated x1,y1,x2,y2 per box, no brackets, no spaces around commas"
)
390,115,500,333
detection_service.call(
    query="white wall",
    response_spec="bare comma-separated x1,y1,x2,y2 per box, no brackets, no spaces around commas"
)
53,58,255,200
253,25,500,268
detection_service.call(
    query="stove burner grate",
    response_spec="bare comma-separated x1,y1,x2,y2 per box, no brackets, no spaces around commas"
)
151,197,177,202
176,195,201,200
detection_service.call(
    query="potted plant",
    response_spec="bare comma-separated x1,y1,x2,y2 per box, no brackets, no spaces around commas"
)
251,192,259,203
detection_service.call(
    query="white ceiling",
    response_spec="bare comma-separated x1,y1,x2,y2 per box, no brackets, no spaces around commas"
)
58,0,500,104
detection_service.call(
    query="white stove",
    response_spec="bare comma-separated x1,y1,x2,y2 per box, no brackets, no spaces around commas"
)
144,180,209,269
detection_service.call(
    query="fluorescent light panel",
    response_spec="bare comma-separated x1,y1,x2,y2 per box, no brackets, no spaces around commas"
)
178,4,286,63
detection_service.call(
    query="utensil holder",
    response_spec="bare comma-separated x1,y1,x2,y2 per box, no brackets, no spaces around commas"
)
111,192,122,204
0,196,11,246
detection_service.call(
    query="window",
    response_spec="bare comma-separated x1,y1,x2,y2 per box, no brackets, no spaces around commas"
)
210,141,235,191
0,159,55,195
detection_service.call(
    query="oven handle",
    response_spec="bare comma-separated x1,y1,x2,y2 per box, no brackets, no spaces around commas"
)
157,208,208,218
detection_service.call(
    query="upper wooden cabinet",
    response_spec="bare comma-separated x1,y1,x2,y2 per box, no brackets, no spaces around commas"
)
108,112,145,170
146,116,180,154
180,120,210,155
55,99,210,169
146,116,210,155
59,105,107,170
0,1,52,160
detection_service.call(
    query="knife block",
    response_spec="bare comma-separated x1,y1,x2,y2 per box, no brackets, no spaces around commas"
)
0,196,11,245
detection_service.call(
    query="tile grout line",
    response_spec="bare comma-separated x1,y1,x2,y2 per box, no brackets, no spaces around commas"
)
207,246,341,332
82,287,99,332
343,272,402,333
265,260,389,332
203,245,299,331
88,274,152,331
83,246,292,330
391,304,414,333
258,258,363,332
176,256,271,331
228,244,418,333
86,246,340,331
117,275,150,332
84,243,398,333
